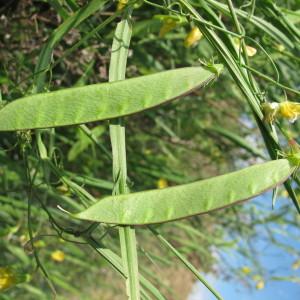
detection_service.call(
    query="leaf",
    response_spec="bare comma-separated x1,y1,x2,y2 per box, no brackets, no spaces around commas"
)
33,0,108,92
74,159,294,225
205,125,266,159
284,9,300,25
67,126,105,161
271,276,300,284
85,237,167,300
150,227,223,300
0,66,222,131
179,1,300,214
205,0,295,49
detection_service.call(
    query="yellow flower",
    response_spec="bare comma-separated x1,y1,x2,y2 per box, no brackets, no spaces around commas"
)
256,280,265,290
51,250,65,262
144,149,152,155
276,44,285,52
245,45,257,57
233,38,257,57
0,267,14,290
262,101,300,123
184,27,203,48
155,14,186,37
261,102,279,123
117,0,128,11
241,266,251,275
0,266,28,291
279,189,289,197
278,101,300,123
33,240,46,248
292,259,300,270
252,274,262,281
56,184,71,195
19,234,28,245
157,178,168,189
159,18,178,37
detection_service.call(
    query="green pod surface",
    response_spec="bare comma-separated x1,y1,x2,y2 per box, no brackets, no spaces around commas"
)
74,159,294,225
0,66,222,131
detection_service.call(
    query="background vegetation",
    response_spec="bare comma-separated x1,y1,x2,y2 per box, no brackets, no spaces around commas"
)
0,0,299,299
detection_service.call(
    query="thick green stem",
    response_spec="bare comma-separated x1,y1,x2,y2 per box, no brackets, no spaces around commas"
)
108,12,141,300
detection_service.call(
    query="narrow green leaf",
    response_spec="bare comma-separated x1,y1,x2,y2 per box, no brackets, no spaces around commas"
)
33,0,108,92
0,66,222,131
86,237,167,300
68,126,105,161
64,172,113,190
205,0,295,49
47,0,70,20
75,159,294,225
283,9,300,24
150,228,223,300
271,276,300,284
205,125,266,159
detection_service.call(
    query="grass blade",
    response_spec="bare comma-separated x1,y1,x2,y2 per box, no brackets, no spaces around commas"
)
86,237,166,300
149,227,223,300
204,125,266,159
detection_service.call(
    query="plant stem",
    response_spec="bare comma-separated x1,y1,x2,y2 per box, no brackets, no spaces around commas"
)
108,11,141,300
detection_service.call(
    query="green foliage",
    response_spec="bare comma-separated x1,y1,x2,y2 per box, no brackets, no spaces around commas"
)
0,0,300,299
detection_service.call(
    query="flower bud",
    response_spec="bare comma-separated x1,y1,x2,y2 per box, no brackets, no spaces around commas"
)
156,178,168,189
0,266,29,291
117,0,128,11
159,18,178,37
233,38,257,57
51,250,65,262
184,27,202,48
261,102,279,123
256,280,265,290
